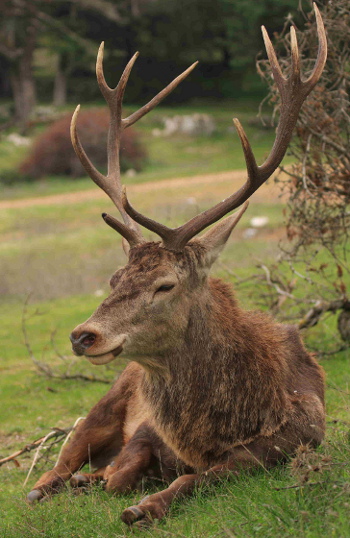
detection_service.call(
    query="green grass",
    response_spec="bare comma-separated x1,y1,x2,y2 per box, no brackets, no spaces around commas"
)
1,446,349,538
0,101,349,537
0,199,348,536
0,349,349,538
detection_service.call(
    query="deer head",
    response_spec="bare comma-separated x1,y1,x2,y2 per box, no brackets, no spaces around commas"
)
69,4,326,367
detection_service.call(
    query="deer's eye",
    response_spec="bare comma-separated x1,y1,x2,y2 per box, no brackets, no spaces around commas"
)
156,284,175,293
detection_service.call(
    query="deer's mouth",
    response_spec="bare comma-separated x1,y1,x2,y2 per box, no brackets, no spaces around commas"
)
85,345,124,365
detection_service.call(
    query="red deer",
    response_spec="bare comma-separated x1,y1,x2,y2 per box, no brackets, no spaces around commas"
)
27,5,327,528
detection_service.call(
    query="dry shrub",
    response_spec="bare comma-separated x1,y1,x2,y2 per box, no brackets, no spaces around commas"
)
257,1,350,259
20,108,147,178
255,1,350,342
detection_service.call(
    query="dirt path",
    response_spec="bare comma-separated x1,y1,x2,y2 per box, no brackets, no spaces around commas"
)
0,169,283,210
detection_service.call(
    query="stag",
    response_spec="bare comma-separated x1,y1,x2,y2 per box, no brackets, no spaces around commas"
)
27,5,327,528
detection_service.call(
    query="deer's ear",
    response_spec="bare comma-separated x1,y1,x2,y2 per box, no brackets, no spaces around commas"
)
195,202,248,267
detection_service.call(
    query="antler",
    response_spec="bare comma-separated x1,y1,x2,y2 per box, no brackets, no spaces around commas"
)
122,3,327,251
70,44,198,248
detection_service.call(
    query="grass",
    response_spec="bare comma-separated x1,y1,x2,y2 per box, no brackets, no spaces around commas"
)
0,101,349,537
1,449,349,537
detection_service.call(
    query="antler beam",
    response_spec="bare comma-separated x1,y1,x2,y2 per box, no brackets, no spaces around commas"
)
70,45,198,248
122,3,327,251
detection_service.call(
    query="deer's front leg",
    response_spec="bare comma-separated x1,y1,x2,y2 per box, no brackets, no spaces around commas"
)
104,425,153,494
27,386,128,502
26,421,120,502
105,422,186,494
121,442,285,527
121,471,200,527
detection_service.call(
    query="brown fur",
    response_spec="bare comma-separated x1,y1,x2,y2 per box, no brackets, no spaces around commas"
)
29,240,325,527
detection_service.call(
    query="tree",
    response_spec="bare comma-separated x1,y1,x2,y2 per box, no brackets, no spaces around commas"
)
0,0,124,129
131,0,301,98
256,0,350,346
0,1,39,129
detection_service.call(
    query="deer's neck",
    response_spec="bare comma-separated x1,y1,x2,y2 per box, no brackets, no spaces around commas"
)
140,278,289,470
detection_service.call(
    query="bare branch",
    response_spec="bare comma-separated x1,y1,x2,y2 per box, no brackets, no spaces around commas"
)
0,429,70,468
299,299,350,329
22,298,112,384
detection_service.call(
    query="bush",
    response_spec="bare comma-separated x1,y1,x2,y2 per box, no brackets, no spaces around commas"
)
0,168,35,186
255,1,350,344
20,109,147,179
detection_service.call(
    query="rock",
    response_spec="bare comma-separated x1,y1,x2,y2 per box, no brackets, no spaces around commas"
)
250,216,269,228
243,228,257,239
6,133,31,147
154,114,216,137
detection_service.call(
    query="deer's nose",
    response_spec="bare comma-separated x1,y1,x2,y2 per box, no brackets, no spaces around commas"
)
70,331,96,355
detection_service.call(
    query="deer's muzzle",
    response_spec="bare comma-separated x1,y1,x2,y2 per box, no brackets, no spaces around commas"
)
70,331,96,356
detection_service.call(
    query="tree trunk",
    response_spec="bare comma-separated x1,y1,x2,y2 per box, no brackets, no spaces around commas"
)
9,20,37,132
10,64,36,131
53,53,69,107
53,67,67,107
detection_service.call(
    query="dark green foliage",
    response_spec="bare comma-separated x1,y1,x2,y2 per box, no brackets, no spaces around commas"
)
78,0,303,102
0,0,309,119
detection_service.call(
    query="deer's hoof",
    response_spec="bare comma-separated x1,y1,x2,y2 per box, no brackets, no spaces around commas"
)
70,474,89,488
26,489,44,503
121,505,147,526
72,486,89,496
39,495,51,503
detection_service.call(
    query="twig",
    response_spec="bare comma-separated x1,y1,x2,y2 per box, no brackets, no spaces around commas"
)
275,482,321,491
21,297,112,384
0,428,70,468
298,298,350,329
50,328,68,362
326,383,350,396
23,430,62,487
275,473,349,491
39,371,112,384
259,264,296,300
275,470,348,492
316,345,349,357
54,416,85,467
217,261,261,285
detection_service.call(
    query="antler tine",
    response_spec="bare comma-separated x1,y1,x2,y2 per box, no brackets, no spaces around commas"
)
102,213,141,248
96,44,139,209
70,103,144,246
123,62,198,129
71,47,144,246
122,3,327,251
261,26,286,95
70,105,107,190
304,3,327,88
290,26,300,78
122,187,174,243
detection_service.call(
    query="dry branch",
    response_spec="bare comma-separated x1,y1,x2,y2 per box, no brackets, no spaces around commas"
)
0,428,70,468
255,1,350,345
299,298,350,329
274,478,347,491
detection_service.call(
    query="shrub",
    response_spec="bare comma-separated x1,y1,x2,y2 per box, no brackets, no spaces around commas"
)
20,109,147,179
255,1,350,345
0,168,35,186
